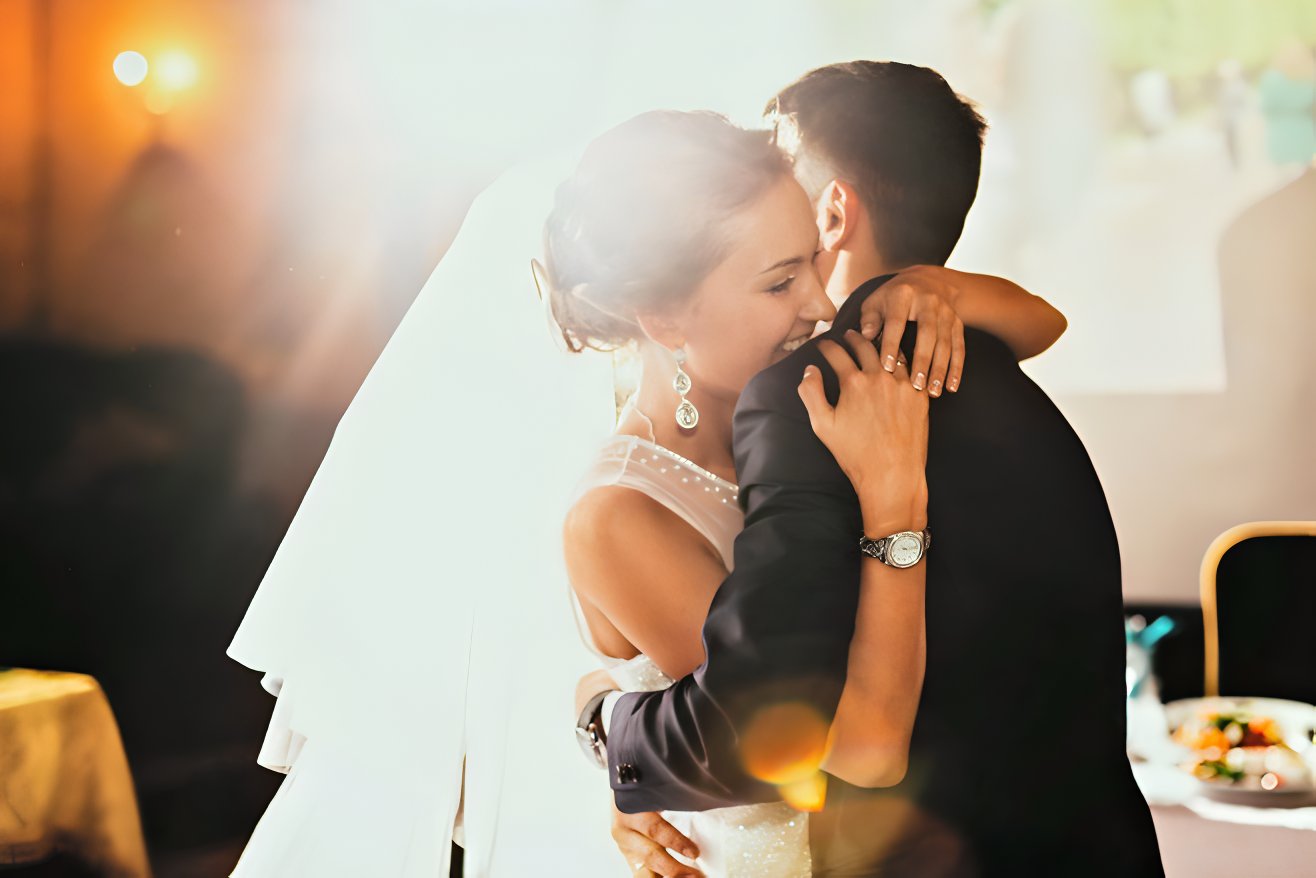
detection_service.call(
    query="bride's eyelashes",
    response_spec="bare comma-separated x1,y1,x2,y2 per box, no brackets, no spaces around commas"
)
767,276,796,295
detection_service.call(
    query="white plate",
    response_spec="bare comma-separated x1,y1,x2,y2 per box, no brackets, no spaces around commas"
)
1164,696,1316,803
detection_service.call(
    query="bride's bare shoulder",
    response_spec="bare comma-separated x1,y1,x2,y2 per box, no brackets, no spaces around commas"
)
564,484,684,556
564,483,720,588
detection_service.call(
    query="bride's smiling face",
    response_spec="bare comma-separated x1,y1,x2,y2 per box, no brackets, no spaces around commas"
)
651,175,836,400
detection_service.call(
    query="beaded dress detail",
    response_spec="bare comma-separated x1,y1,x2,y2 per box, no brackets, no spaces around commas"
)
571,433,812,877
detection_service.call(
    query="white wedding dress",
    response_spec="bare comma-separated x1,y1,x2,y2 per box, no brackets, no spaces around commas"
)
571,432,812,878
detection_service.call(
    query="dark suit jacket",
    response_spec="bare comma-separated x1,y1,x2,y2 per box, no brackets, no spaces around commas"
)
606,276,1163,876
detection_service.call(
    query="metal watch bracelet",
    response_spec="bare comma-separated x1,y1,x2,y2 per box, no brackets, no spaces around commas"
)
858,527,932,569
575,689,611,769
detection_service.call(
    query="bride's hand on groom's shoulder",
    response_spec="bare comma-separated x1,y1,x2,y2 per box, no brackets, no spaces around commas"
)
859,264,966,399
610,804,704,878
799,330,929,525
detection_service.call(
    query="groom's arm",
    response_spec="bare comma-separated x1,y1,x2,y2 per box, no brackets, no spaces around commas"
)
605,356,863,813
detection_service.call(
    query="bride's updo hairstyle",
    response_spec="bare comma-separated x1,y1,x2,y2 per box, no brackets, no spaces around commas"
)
544,111,793,353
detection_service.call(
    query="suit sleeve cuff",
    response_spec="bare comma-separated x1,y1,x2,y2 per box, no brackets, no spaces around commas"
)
601,690,624,736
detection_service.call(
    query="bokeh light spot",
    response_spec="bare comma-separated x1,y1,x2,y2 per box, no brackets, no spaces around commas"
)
740,701,829,786
113,51,148,87
144,89,175,116
778,772,828,813
156,51,198,91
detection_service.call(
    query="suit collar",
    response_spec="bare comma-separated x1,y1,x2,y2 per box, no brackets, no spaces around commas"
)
828,274,898,336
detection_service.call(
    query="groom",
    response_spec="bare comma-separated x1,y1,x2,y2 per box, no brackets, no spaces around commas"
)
578,62,1163,876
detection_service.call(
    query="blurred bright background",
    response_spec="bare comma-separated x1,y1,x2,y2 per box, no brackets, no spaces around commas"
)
0,0,1313,874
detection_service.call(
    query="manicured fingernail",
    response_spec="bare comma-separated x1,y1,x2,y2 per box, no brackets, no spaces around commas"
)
947,376,959,392
883,355,896,372
802,366,816,380
913,371,926,390
929,378,942,397
862,323,877,338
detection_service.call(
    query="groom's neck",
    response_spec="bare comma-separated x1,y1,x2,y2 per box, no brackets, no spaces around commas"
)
825,248,908,307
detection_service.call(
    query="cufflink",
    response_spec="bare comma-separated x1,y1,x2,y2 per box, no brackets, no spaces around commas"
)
615,762,641,785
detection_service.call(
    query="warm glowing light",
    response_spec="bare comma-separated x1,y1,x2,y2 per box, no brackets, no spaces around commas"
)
144,90,174,115
156,51,199,91
739,702,829,785
778,772,828,812
113,51,148,87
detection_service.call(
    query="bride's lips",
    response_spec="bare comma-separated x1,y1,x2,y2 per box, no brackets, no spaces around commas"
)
773,325,815,352
770,331,814,364
779,332,812,354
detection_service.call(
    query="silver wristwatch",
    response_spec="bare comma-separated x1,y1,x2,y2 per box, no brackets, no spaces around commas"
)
858,528,931,568
575,690,611,769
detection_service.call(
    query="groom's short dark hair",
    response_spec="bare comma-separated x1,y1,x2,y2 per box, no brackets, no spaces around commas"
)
766,61,986,267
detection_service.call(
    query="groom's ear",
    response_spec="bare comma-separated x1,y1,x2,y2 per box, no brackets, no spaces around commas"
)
816,179,861,253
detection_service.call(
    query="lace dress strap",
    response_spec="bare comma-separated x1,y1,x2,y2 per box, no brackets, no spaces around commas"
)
573,434,740,566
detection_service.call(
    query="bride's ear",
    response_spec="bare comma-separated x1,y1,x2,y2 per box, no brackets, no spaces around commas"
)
634,312,685,351
817,179,861,253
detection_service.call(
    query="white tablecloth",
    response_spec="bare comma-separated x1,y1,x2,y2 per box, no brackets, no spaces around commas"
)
1135,762,1316,878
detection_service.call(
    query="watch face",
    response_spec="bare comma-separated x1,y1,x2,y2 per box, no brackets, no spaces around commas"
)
576,725,605,768
888,533,923,568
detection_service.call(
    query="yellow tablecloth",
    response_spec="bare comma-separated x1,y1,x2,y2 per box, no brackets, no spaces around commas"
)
0,668,151,877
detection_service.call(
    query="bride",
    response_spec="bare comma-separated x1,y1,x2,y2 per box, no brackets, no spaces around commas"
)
546,111,1065,877
227,111,1064,876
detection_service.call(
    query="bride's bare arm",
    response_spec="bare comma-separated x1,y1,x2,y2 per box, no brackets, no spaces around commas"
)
822,495,927,787
928,267,1067,359
567,492,712,877
858,265,1067,396
798,331,930,788
563,486,725,681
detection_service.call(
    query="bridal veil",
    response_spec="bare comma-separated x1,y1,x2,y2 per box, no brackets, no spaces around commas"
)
227,148,624,876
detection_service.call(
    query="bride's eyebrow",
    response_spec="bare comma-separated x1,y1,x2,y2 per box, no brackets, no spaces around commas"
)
757,255,805,276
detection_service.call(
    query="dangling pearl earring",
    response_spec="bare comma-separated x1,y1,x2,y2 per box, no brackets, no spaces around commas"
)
673,348,699,430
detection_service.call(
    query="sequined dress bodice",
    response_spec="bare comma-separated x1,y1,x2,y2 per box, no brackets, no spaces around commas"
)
571,434,812,878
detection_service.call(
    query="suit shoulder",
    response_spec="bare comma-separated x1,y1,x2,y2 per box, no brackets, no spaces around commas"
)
962,326,1018,365
737,352,812,419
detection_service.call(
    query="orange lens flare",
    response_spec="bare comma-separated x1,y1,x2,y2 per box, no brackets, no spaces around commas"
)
156,50,198,91
778,771,828,812
739,701,830,809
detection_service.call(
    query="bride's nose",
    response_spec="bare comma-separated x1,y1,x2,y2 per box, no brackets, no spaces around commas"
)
798,268,837,324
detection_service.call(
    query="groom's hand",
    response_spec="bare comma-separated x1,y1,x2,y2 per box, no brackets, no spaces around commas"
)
857,264,966,398
610,804,704,878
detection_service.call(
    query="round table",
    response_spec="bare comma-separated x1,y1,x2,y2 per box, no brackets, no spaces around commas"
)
0,668,151,877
